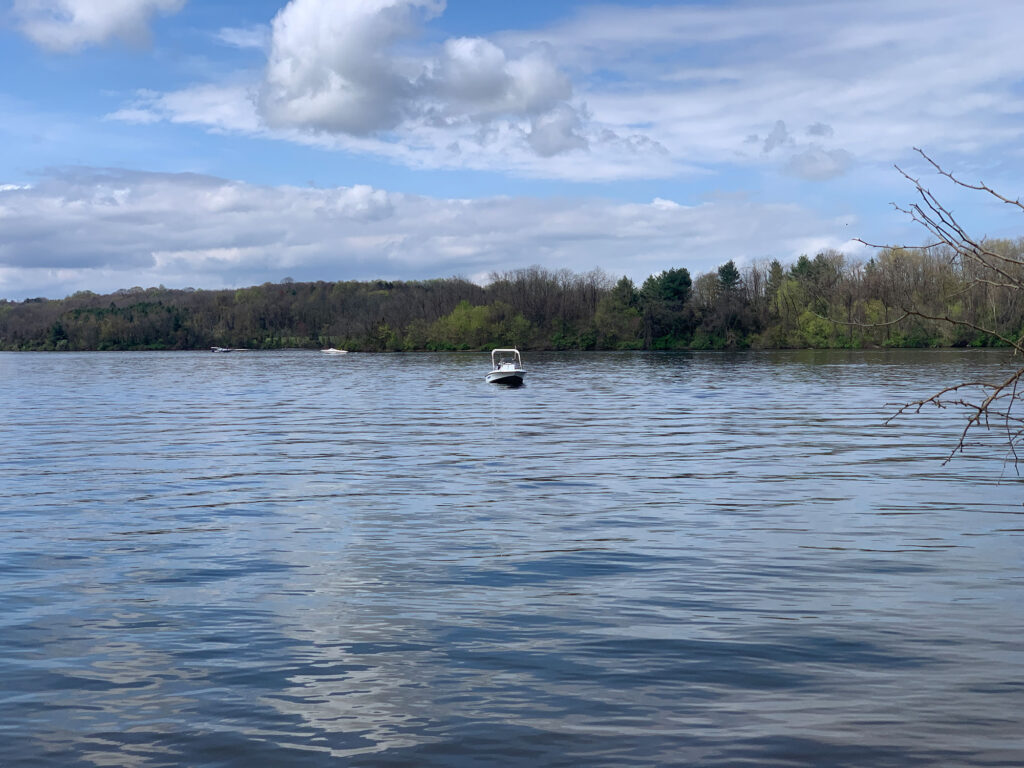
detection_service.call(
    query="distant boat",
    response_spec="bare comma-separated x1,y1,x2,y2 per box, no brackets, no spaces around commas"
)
211,346,246,352
486,348,525,385
321,347,348,355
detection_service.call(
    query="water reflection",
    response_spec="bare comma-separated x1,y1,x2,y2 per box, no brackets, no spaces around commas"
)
0,350,1022,766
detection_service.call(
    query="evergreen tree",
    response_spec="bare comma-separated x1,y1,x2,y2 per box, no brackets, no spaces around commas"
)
717,260,741,291
640,267,694,347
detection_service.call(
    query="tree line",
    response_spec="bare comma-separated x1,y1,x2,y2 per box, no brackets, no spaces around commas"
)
2,243,1023,352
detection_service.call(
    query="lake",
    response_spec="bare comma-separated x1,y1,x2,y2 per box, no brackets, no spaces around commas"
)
1,349,1022,767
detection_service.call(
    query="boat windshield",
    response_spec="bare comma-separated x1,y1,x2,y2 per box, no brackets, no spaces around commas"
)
491,348,521,368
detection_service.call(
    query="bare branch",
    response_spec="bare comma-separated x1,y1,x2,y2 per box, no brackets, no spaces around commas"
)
854,237,943,251
914,147,1024,212
898,307,1024,353
862,150,1024,467
813,311,910,329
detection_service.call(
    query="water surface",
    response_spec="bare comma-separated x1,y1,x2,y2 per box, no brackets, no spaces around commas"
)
1,349,1022,766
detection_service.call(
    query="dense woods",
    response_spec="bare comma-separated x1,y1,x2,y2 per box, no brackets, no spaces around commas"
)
2,242,1023,352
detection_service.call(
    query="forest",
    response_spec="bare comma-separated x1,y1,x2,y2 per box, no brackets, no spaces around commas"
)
2,241,1023,352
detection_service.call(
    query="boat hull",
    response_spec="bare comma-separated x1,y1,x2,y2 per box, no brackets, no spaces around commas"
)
486,370,525,385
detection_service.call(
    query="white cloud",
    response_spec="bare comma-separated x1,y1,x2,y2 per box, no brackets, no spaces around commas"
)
108,83,676,181
115,85,263,133
651,197,681,211
107,0,597,165
256,0,578,147
422,37,571,120
527,103,587,157
510,0,1024,174
0,168,857,300
100,0,1024,182
13,0,185,52
427,37,517,115
258,0,438,135
214,24,270,51
104,107,164,125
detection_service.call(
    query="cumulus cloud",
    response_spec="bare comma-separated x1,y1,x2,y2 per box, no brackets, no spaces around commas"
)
107,0,657,173
13,0,185,52
258,0,439,135
0,168,858,300
90,0,590,162
422,38,571,120
256,0,579,150
527,104,587,157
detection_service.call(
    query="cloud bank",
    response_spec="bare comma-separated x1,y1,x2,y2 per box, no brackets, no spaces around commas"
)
0,169,857,300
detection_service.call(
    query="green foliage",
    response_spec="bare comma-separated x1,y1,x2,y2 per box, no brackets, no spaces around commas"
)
4,244,1024,351
429,301,493,349
795,310,835,348
594,276,642,348
642,268,691,304
689,331,726,350
640,268,694,346
717,260,741,291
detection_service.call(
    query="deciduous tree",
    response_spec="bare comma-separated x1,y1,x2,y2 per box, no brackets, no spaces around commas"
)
861,149,1024,465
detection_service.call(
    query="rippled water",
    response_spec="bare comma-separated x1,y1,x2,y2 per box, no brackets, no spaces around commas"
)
1,349,1023,767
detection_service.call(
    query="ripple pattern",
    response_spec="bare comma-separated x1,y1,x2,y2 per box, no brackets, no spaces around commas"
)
1,349,1022,767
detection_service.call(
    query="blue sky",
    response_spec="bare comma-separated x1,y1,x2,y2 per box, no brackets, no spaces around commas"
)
2,0,1023,300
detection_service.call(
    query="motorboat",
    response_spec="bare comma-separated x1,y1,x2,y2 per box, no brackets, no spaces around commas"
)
321,347,348,355
486,348,525,385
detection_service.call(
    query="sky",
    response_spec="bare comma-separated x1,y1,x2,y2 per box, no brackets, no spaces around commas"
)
1,0,1024,300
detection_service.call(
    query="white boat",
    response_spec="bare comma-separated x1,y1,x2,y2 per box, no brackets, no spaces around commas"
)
486,348,525,385
321,347,348,355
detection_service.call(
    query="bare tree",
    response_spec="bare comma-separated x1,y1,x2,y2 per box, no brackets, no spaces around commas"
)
859,148,1024,466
